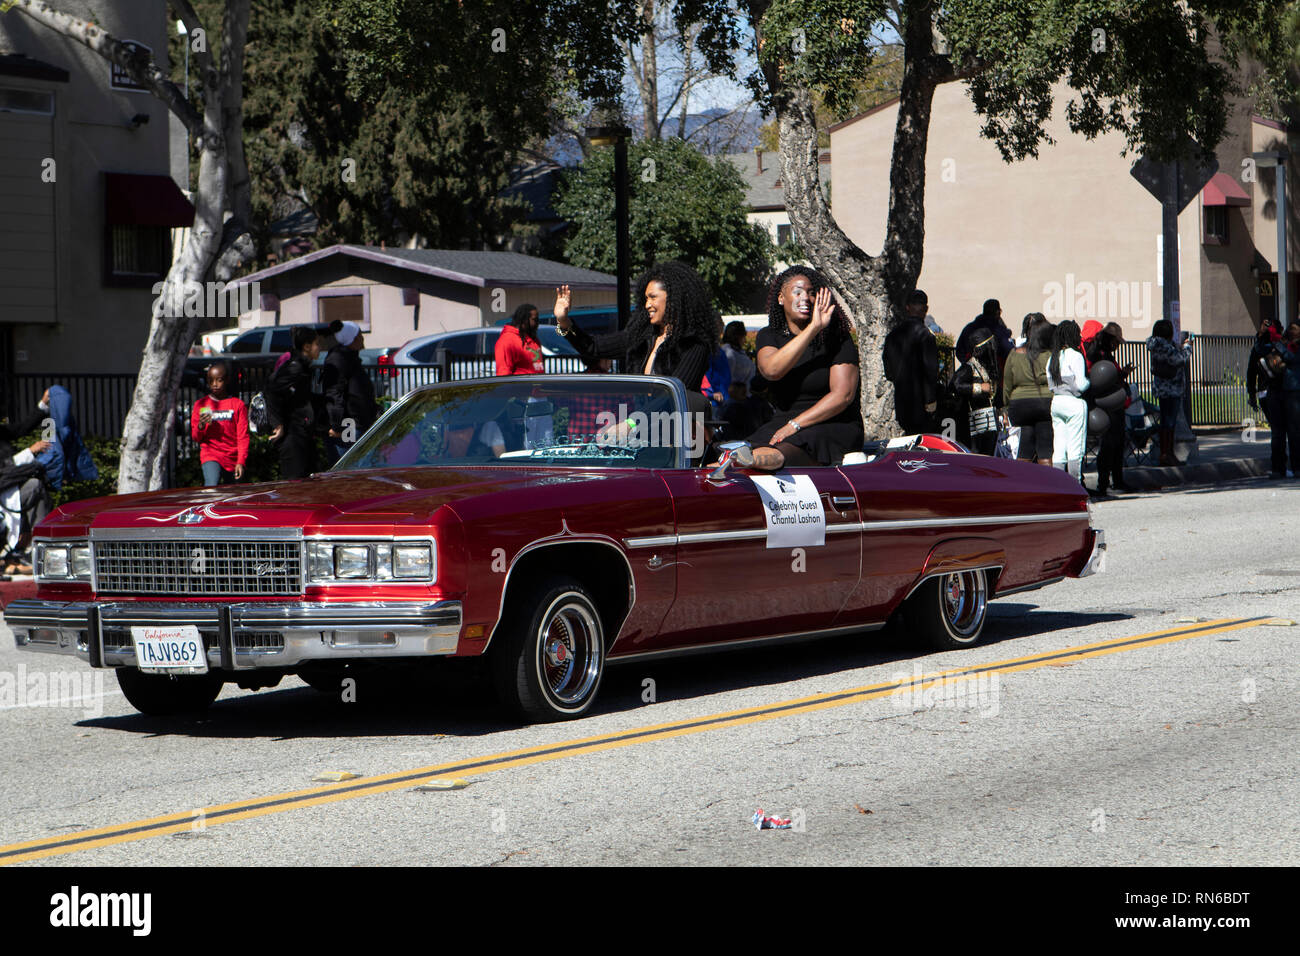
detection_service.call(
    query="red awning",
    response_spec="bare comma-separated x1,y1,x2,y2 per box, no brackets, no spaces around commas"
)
104,172,194,227
1201,172,1250,208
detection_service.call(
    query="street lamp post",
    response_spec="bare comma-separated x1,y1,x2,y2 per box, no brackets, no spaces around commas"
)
1253,150,1291,327
586,124,632,331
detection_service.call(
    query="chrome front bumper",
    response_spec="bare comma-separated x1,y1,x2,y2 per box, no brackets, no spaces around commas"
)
1077,528,1106,577
4,599,463,669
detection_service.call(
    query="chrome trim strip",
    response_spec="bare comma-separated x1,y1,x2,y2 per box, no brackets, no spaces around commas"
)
4,599,460,631
902,565,1004,603
610,621,886,664
993,576,1064,597
625,521,861,549
674,528,767,544
90,527,301,541
624,534,676,549
859,511,1087,532
624,510,1087,549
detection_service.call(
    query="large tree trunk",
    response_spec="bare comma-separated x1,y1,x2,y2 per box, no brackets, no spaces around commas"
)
756,0,943,439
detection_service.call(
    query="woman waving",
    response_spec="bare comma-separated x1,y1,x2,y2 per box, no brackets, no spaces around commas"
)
555,261,717,391
742,266,862,471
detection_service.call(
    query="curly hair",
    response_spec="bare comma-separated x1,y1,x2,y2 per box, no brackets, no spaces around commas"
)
765,265,853,349
625,260,718,349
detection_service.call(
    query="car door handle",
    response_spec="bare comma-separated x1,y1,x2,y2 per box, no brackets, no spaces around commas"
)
831,495,856,509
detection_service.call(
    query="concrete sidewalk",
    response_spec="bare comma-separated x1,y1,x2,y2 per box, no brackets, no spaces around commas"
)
1086,425,1284,493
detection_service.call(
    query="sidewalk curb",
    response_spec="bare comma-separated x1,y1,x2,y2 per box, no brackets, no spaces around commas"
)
1120,456,1275,491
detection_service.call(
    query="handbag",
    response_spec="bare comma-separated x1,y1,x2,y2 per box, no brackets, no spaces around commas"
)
969,406,998,435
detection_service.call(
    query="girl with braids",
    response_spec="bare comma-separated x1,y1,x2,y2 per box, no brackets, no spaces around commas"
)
740,265,863,470
554,260,717,391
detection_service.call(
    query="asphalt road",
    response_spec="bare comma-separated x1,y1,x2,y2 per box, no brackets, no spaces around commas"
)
1,478,1296,867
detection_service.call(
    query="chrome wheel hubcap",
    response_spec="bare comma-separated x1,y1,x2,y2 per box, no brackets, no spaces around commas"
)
537,598,601,707
941,570,986,640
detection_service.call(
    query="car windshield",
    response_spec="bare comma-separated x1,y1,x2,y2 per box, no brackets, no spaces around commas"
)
334,376,691,470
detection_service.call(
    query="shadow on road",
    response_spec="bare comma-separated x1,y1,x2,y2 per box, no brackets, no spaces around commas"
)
75,605,1132,741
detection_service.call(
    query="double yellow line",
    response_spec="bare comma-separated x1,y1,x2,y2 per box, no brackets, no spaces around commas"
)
0,616,1268,864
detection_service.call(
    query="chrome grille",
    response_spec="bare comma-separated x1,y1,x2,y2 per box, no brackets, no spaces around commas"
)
94,540,302,596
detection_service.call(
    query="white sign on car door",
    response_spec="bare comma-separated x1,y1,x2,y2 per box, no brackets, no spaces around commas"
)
751,474,826,548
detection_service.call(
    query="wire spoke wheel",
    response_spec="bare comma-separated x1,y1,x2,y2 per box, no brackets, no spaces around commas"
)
906,567,990,651
941,571,986,640
538,600,601,706
493,577,606,722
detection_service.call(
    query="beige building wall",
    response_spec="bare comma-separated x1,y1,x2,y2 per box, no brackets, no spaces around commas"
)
0,0,172,375
828,81,1285,341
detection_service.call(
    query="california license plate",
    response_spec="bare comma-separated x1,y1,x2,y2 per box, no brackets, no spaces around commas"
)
129,626,209,674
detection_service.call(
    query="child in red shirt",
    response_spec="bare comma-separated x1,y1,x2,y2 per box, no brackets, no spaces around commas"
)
192,361,249,485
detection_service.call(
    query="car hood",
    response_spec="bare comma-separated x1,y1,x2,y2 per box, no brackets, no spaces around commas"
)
40,467,630,533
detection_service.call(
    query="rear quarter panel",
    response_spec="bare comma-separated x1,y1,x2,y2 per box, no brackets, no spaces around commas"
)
838,451,1091,622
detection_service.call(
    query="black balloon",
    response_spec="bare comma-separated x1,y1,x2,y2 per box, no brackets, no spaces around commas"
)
1088,407,1111,434
1089,360,1119,394
1095,388,1126,411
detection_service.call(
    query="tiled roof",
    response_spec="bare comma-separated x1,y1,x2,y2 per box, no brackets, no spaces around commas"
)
232,244,616,289
719,150,831,210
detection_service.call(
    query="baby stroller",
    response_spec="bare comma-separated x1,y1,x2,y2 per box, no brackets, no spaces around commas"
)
1124,397,1160,465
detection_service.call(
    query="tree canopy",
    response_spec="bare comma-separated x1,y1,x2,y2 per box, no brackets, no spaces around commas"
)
554,137,774,312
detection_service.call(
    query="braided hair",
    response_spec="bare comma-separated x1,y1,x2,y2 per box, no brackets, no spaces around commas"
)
765,265,853,350
625,260,718,352
1049,319,1081,384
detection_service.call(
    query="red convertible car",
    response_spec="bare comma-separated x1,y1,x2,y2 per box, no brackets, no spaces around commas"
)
6,375,1104,722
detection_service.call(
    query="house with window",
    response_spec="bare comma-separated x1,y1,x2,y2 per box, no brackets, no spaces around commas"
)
0,0,189,385
228,244,617,350
720,148,832,270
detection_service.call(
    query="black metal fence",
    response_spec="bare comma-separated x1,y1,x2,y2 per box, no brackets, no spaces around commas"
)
1113,334,1255,426
6,335,1260,452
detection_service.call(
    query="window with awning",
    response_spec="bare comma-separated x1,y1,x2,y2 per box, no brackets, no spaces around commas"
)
1200,172,1250,208
103,172,193,284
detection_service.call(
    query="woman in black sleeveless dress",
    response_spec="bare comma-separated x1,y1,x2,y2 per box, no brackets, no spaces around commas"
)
744,266,863,470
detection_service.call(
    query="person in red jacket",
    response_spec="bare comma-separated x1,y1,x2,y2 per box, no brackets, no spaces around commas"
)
495,303,545,376
192,361,249,485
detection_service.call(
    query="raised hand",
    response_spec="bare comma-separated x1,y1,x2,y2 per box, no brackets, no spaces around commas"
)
810,287,834,333
554,284,572,328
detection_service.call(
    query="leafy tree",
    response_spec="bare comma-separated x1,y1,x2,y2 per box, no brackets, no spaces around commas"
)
554,136,774,312
177,0,615,252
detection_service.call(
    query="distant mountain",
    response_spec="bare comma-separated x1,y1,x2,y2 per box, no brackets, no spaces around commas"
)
541,105,764,166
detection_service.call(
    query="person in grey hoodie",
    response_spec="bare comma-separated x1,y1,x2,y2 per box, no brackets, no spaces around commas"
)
1145,319,1192,466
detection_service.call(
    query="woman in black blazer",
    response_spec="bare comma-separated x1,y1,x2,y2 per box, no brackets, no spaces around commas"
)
554,260,717,393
